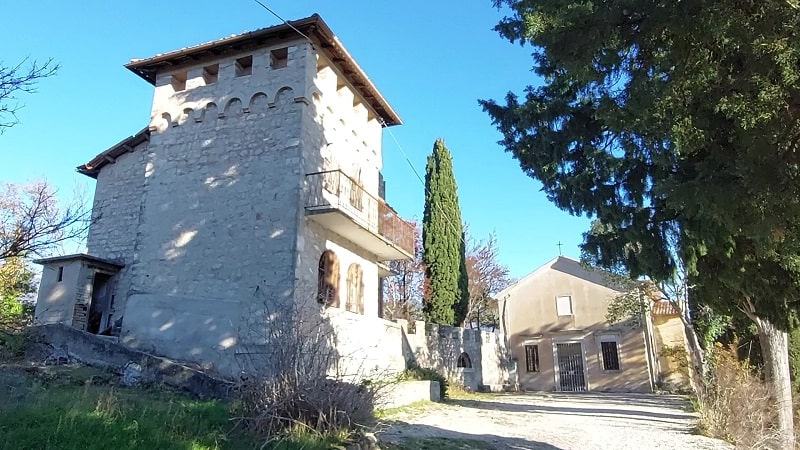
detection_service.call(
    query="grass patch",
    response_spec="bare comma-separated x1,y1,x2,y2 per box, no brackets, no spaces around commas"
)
0,365,362,450
446,386,500,401
374,400,432,419
382,436,491,450
0,382,252,450
265,427,349,450
396,363,448,399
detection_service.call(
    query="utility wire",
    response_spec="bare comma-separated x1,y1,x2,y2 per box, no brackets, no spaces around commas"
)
381,120,469,248
252,0,314,44
252,1,467,248
382,119,425,187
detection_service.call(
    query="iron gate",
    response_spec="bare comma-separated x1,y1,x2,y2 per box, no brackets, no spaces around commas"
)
556,343,587,391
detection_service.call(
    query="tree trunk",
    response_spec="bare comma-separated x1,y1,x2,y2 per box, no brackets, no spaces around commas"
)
754,316,795,449
669,298,706,397
680,316,707,397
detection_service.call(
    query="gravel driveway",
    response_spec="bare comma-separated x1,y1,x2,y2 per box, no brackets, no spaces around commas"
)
378,392,732,449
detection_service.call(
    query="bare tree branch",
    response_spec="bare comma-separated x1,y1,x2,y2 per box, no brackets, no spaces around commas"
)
0,57,59,132
382,222,425,321
0,181,90,260
463,230,514,330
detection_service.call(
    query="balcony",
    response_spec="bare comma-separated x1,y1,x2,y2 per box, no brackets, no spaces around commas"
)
305,170,414,260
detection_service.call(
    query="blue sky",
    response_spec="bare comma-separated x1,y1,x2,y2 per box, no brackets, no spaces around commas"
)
0,0,590,278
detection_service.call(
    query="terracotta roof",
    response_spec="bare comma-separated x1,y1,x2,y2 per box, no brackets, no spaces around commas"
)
76,127,149,179
651,300,680,317
125,14,401,126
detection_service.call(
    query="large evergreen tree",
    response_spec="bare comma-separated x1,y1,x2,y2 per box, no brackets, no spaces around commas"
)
422,139,469,325
481,1,800,446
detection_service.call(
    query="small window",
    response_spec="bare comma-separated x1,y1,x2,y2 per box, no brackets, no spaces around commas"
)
457,352,472,369
525,344,540,372
601,341,620,371
235,55,253,77
270,47,288,69
57,266,64,282
202,64,219,84
171,71,187,91
556,295,573,316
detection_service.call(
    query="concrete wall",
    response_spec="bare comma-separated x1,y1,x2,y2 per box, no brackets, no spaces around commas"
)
380,380,441,408
34,259,83,326
501,257,651,392
653,315,691,391
295,221,381,316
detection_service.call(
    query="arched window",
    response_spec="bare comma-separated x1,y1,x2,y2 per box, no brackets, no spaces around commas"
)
345,263,364,314
457,352,472,369
317,250,340,307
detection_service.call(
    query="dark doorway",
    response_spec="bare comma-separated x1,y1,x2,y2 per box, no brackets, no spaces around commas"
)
556,342,587,392
87,272,112,334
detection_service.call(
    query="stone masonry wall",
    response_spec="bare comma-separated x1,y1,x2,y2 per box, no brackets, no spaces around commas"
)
85,141,148,318
326,311,514,392
117,39,314,377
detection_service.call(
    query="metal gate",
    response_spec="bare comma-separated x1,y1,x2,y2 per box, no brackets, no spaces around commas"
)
556,343,586,392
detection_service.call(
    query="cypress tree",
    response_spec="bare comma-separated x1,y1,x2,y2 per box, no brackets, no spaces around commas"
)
422,139,468,325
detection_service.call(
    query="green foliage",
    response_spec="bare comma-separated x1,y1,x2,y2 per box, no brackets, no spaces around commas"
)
0,257,35,329
789,327,800,395
482,0,800,328
422,139,468,326
398,362,448,400
0,257,36,357
266,427,348,450
0,381,255,450
605,289,648,328
690,304,731,351
0,366,354,450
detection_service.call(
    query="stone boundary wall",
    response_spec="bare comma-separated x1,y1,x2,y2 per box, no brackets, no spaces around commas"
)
33,324,233,398
326,311,516,392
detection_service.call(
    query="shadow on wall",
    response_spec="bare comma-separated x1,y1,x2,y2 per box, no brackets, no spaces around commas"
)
233,284,341,379
396,320,514,391
230,285,382,437
119,87,304,377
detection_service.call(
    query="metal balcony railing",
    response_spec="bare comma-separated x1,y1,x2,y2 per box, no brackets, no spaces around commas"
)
305,170,414,258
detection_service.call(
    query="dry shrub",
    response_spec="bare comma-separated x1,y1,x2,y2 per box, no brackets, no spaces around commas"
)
235,376,375,438
231,290,380,440
698,343,780,449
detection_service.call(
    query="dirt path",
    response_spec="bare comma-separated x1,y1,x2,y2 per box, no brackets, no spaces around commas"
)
377,392,732,450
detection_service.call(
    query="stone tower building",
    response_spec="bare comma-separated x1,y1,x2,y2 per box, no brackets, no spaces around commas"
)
33,15,414,376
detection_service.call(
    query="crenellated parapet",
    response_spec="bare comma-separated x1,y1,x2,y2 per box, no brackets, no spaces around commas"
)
150,86,310,132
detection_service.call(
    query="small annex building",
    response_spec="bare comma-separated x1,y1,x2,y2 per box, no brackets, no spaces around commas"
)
496,256,655,392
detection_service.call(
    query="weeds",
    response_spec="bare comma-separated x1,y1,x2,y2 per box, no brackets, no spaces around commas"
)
232,292,381,442
696,343,780,449
397,362,448,399
0,370,251,450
